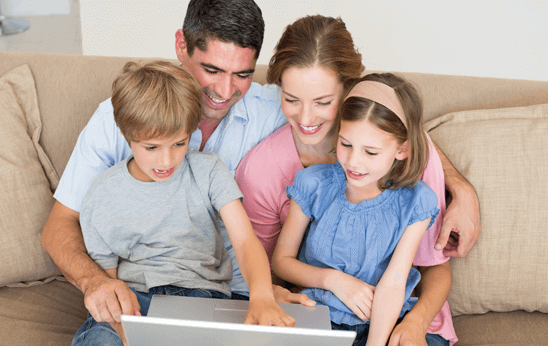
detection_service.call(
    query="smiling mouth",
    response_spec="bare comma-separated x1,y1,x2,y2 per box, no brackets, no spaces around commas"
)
346,169,368,180
299,123,322,134
206,93,228,104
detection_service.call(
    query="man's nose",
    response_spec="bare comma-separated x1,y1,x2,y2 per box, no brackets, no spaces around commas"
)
216,75,235,100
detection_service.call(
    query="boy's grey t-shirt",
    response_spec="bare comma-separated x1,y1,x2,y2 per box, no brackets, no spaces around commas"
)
80,150,242,296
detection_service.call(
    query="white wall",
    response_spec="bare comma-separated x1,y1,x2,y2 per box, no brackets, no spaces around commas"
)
80,0,548,81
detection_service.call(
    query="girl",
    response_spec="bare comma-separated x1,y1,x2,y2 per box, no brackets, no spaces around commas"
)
272,73,439,346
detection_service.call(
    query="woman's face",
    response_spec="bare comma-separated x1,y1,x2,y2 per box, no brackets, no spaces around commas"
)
280,65,343,146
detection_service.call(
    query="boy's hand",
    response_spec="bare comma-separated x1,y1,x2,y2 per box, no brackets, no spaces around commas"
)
272,284,316,307
328,271,375,321
244,296,296,327
83,275,141,323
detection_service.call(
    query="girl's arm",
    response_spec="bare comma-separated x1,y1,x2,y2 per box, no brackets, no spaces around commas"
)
272,199,376,321
220,199,295,327
366,218,431,346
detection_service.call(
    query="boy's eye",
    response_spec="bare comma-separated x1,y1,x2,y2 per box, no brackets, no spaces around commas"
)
175,141,187,147
145,146,157,151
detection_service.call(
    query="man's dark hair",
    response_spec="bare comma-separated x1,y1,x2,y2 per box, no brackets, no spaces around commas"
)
183,0,265,60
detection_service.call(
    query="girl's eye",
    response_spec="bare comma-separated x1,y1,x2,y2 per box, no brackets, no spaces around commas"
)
340,142,351,148
366,151,377,156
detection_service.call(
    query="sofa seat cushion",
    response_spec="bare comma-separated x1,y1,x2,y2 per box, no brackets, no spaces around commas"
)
425,103,548,316
0,279,87,346
452,311,548,346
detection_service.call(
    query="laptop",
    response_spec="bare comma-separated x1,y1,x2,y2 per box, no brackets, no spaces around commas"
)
121,295,357,346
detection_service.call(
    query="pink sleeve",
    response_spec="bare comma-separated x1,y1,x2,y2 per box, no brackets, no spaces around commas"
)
235,144,287,266
413,133,449,266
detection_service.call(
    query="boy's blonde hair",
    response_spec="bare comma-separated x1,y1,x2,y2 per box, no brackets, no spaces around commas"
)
111,61,203,144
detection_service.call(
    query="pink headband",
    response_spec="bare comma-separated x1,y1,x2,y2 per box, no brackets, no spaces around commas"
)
345,80,407,129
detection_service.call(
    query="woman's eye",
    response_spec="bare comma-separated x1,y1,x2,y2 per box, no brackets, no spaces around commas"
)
284,98,297,103
318,101,332,106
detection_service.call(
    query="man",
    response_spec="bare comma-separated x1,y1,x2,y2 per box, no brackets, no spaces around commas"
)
42,0,480,338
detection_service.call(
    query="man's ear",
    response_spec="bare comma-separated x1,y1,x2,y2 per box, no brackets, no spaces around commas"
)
395,141,409,161
175,29,187,63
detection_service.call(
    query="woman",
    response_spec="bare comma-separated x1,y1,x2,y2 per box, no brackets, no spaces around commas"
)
235,15,456,345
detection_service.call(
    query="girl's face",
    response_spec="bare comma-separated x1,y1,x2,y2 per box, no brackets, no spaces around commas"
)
337,118,407,199
280,65,343,146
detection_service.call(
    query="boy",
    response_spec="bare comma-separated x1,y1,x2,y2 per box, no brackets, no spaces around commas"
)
72,61,294,346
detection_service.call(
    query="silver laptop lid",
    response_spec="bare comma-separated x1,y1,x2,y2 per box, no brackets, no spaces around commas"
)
121,314,357,346
147,295,333,330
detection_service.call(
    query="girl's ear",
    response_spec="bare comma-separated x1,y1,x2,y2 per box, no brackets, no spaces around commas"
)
395,140,409,161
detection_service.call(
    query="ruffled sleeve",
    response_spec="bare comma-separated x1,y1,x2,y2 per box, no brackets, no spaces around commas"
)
408,181,440,230
286,164,339,220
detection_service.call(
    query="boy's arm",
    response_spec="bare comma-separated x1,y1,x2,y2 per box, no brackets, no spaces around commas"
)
42,201,139,323
388,261,452,346
220,199,296,327
433,142,481,257
366,218,431,346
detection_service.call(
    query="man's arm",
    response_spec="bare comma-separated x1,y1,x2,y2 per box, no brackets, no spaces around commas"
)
434,142,481,257
388,262,452,346
41,201,140,323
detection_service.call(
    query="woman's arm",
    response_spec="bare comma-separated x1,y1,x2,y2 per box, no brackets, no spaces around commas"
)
220,199,295,327
272,199,376,321
366,218,431,346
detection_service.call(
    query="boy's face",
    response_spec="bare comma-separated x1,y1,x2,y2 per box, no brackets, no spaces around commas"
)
128,130,190,182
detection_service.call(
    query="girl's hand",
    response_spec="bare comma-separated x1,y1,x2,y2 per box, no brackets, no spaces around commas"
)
244,296,296,327
328,270,376,321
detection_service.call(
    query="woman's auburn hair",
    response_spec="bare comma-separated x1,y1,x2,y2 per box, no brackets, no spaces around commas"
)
266,15,364,92
340,73,429,191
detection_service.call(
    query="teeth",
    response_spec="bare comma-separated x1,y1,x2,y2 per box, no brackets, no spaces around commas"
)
154,169,168,173
300,124,320,131
350,170,364,176
207,94,226,104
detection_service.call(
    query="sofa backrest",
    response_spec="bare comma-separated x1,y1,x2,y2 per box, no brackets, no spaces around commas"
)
1,51,547,179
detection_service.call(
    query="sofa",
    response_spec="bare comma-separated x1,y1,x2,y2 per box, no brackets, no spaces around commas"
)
1,51,547,346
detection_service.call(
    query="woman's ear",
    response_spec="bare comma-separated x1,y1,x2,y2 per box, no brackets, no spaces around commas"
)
395,140,409,161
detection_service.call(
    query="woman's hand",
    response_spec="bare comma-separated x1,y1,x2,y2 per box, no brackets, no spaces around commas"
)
327,270,376,321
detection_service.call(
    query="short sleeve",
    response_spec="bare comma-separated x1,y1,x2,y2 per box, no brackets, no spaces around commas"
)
286,164,337,219
408,181,440,230
207,155,244,212
54,99,132,212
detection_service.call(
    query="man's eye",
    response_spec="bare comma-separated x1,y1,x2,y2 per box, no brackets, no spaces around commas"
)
204,69,218,75
237,74,252,79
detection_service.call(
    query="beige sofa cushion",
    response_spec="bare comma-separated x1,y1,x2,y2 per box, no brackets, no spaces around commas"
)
425,103,548,316
0,65,62,286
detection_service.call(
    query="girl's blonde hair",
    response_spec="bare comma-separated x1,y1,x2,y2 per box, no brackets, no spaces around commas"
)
111,61,203,144
340,73,429,190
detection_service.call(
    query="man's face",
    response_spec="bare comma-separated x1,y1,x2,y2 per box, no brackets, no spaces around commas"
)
177,33,257,121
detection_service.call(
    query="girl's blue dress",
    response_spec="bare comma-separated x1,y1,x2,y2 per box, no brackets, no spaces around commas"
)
287,162,439,326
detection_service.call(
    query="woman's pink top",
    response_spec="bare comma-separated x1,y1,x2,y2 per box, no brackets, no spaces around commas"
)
235,123,457,344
